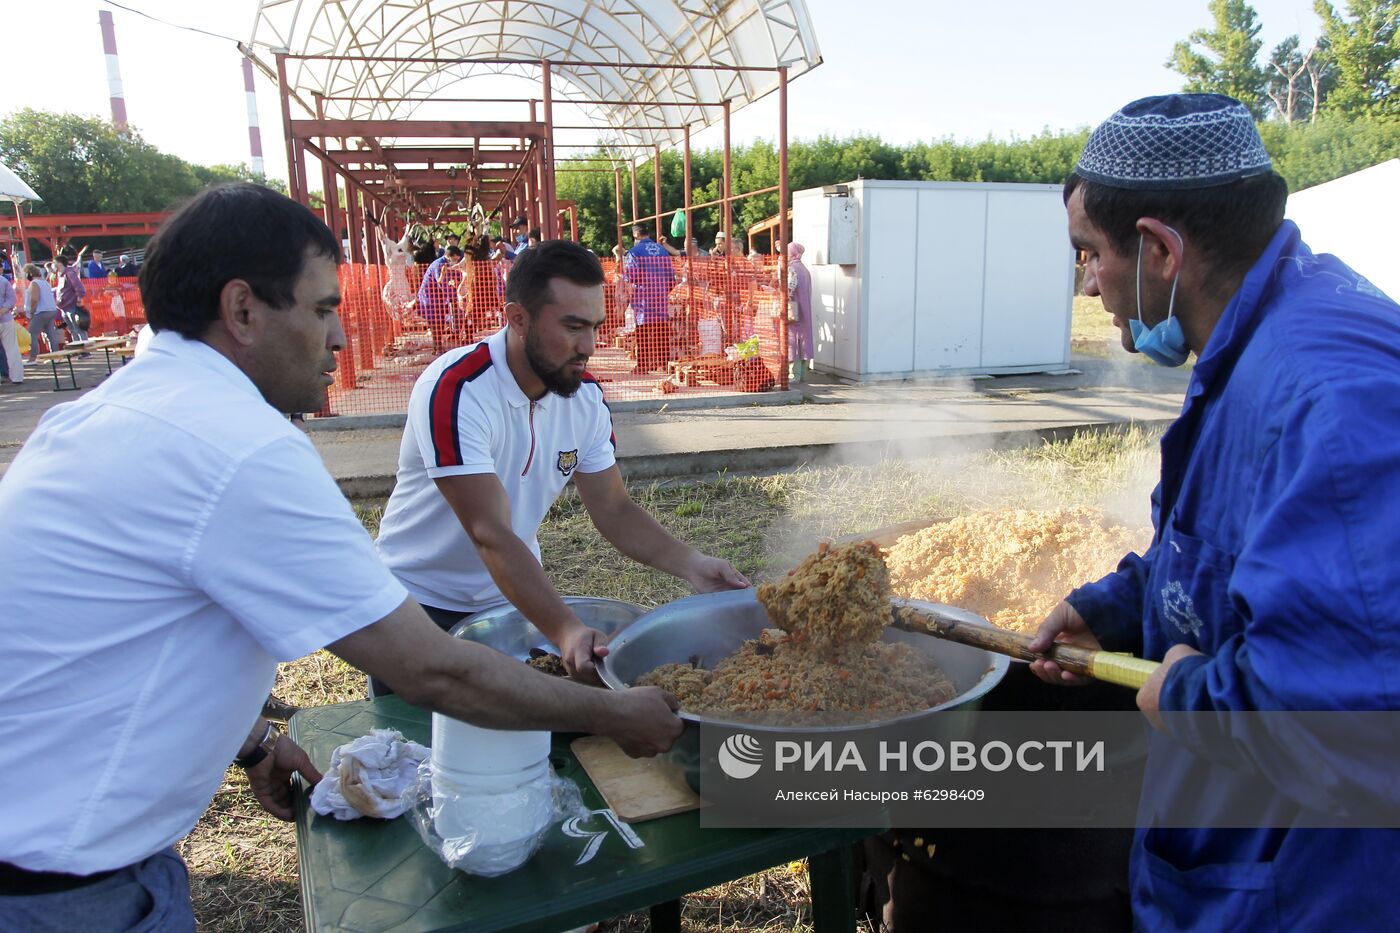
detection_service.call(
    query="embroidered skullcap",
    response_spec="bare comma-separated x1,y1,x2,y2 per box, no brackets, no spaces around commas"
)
1076,93,1271,190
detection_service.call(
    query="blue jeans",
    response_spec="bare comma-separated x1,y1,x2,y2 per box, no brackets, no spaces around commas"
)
0,848,195,932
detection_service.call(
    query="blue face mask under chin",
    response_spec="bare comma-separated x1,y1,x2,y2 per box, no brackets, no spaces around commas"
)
1130,231,1190,367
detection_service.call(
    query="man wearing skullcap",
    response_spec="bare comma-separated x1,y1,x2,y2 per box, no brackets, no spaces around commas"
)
1031,94,1400,930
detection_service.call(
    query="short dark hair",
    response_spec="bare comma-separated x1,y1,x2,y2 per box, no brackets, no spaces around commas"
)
506,239,605,315
140,183,340,338
444,246,464,259
1064,170,1288,281
446,232,460,240
528,228,542,241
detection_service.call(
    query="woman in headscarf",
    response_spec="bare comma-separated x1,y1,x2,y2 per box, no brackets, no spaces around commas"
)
786,242,813,382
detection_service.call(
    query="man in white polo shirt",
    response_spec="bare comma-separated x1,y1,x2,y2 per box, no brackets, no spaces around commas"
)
0,185,682,931
374,239,749,687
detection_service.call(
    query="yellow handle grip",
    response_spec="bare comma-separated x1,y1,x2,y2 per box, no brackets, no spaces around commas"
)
1087,652,1161,690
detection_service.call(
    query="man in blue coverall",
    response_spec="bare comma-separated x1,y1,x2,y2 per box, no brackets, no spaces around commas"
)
1030,93,1400,930
624,224,675,373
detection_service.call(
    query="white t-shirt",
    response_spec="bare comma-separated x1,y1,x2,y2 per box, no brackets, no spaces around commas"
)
0,331,407,874
375,327,616,612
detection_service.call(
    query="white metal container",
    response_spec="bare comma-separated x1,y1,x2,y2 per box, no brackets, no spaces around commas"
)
792,179,1076,381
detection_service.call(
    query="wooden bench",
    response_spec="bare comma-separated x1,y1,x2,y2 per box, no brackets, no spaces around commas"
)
35,338,133,390
34,348,85,391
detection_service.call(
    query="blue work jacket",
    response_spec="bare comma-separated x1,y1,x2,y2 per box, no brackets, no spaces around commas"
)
624,238,675,324
1069,222,1400,931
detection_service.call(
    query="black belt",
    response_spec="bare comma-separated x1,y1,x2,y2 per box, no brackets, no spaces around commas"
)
0,861,119,896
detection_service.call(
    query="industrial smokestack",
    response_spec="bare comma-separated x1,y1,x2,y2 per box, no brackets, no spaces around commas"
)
242,57,265,177
98,10,128,131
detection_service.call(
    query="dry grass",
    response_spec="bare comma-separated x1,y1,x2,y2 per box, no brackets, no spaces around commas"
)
183,428,1160,931
1071,295,1120,358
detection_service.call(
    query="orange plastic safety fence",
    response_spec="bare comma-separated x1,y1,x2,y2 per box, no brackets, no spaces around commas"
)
84,276,147,337
319,256,789,418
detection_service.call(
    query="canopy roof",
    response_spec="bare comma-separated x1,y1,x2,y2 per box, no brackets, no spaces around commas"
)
248,0,821,153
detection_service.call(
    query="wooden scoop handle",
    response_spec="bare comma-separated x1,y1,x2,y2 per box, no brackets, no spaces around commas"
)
893,606,1160,690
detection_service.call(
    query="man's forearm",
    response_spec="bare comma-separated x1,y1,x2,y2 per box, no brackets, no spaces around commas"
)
592,500,697,580
414,637,620,732
474,531,583,644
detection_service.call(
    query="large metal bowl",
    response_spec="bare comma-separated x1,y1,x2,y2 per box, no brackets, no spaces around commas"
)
448,596,647,659
598,589,1008,788
598,589,1008,732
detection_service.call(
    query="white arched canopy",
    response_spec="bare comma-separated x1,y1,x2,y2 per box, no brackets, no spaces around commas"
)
248,0,822,152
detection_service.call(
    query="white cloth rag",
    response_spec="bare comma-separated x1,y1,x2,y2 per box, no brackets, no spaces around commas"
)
310,728,430,820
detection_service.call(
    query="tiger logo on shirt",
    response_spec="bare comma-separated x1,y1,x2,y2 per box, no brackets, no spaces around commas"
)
556,449,579,477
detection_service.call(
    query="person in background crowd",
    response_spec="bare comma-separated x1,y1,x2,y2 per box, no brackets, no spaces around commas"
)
53,250,88,347
490,236,516,262
1027,93,1400,931
84,250,106,279
411,236,437,265
21,263,62,362
509,216,530,256
2,248,14,281
460,236,500,339
372,240,748,695
787,242,814,382
116,254,139,278
417,245,465,352
623,224,676,373
0,272,21,385
0,185,682,932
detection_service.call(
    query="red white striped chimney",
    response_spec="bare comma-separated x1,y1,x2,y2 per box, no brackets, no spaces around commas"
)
242,57,265,177
99,11,128,131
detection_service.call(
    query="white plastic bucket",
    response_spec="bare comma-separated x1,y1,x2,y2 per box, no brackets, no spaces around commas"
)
430,712,549,776
430,761,558,876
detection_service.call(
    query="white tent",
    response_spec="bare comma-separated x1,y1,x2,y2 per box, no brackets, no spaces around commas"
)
248,0,822,157
0,161,41,266
1285,159,1399,301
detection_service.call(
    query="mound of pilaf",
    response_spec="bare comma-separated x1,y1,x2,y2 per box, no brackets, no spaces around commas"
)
637,541,957,722
755,540,892,657
638,628,956,723
885,506,1151,634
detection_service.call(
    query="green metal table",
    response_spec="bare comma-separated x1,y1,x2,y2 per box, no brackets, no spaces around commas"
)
291,698,873,932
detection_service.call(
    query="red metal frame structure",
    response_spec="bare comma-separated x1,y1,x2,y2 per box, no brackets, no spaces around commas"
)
1,212,166,261
245,1,820,413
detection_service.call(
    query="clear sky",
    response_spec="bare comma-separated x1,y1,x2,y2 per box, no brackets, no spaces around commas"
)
7,0,1325,190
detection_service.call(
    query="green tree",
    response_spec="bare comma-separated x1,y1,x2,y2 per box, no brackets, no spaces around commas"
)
1167,0,1270,116
1266,35,1337,121
1260,112,1400,187
193,162,288,195
1314,0,1400,117
0,109,282,215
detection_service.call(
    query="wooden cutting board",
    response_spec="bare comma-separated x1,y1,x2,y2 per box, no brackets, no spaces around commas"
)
570,736,700,822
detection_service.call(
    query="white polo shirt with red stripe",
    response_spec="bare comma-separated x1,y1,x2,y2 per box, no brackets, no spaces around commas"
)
375,326,617,612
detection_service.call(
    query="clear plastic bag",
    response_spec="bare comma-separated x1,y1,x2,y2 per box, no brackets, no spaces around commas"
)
404,759,588,877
